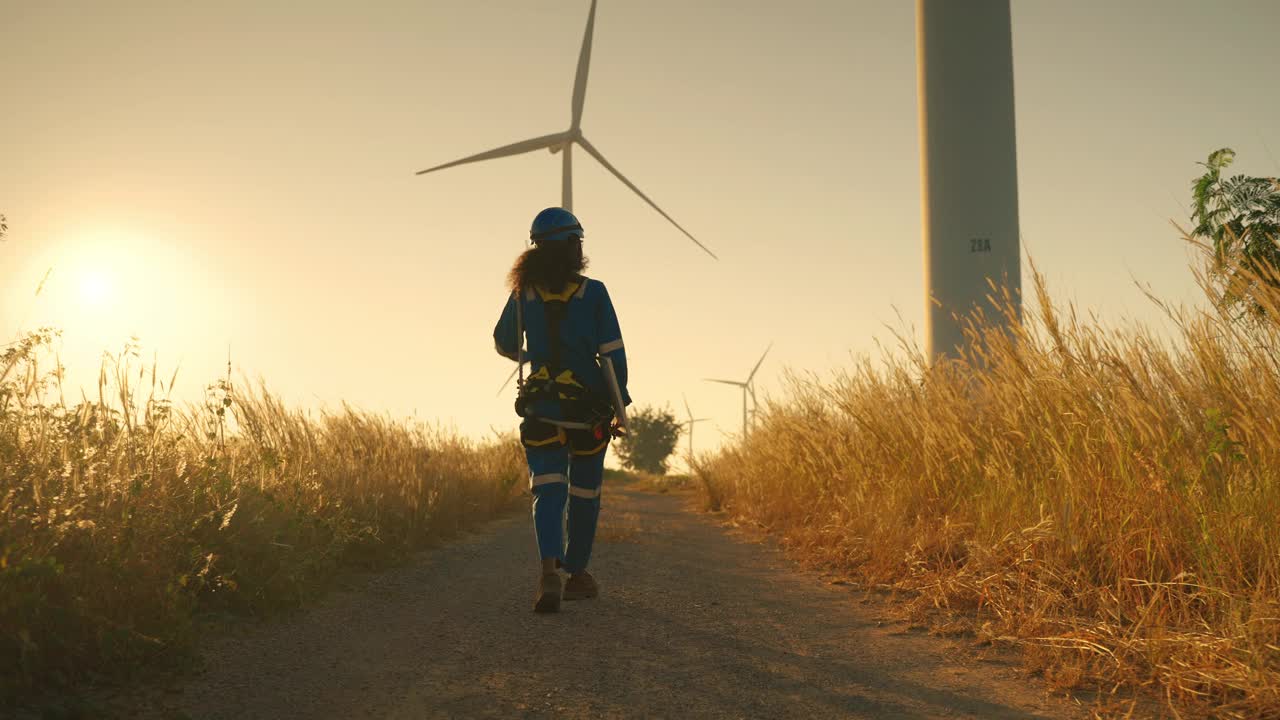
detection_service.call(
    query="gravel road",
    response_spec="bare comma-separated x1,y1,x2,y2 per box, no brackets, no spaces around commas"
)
121,483,1079,719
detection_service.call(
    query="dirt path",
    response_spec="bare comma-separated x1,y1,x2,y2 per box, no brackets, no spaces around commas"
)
120,484,1080,719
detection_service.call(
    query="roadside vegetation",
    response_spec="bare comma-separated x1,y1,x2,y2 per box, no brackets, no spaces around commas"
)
698,152,1280,717
0,336,524,705
614,404,682,476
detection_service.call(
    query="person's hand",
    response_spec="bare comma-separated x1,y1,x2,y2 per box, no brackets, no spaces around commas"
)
609,419,628,438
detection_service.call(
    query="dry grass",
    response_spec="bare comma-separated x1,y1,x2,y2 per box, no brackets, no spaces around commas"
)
700,249,1280,717
0,338,524,705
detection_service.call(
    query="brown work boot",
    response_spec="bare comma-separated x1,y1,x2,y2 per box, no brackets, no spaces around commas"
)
562,571,599,601
533,572,561,613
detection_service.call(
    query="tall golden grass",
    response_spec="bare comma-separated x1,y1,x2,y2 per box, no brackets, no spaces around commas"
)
0,338,524,703
699,245,1280,717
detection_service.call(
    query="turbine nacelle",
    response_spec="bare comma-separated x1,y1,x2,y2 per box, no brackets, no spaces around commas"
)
549,129,582,155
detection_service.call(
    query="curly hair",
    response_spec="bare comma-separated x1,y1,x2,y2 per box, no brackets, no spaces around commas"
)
507,239,587,293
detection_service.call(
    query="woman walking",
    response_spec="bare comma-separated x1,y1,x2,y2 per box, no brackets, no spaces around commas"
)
493,207,630,613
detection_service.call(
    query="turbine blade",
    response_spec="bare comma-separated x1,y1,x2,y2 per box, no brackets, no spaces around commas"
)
416,131,569,176
704,378,745,387
683,392,692,420
747,342,773,383
576,135,718,260
570,0,597,130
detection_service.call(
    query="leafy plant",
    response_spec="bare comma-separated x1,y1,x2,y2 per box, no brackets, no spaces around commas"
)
614,405,681,475
1190,148,1280,318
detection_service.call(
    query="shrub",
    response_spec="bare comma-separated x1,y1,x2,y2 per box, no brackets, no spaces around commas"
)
614,405,680,475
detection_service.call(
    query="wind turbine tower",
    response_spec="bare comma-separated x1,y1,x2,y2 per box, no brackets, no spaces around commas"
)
416,0,716,260
916,0,1021,361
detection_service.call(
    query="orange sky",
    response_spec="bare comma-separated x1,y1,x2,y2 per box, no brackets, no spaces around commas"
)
3,0,1279,454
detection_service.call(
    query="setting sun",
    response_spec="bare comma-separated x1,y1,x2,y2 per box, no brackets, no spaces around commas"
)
76,267,115,308
57,235,133,324
17,227,210,389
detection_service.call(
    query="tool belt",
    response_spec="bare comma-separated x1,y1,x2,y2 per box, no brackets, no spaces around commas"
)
515,366,616,454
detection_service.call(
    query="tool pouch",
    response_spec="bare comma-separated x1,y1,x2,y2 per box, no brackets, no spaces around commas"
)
519,418,565,448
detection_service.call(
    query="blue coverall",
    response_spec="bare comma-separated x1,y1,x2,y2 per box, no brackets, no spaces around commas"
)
493,276,630,574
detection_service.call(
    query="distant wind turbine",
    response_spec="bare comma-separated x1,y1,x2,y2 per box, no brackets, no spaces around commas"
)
680,393,711,460
704,343,771,437
416,0,716,260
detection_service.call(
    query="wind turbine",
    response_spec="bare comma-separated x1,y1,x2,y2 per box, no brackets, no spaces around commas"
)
917,0,1021,362
704,343,771,437
416,0,716,260
680,394,711,460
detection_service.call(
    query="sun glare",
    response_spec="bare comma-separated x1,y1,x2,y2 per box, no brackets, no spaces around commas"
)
42,230,147,346
15,225,220,407
77,267,115,308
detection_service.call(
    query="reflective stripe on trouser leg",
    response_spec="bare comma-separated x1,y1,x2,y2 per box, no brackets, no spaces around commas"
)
563,447,607,574
526,445,570,562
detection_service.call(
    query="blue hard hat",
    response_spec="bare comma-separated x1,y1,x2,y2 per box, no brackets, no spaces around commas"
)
529,207,584,244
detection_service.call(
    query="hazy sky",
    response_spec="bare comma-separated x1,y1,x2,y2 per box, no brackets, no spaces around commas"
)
3,1,1279,452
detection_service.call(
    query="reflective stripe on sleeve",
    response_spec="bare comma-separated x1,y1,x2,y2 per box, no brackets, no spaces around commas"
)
569,485,602,499
530,473,568,488
575,278,589,299
599,338,624,354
